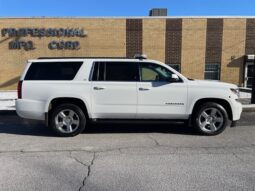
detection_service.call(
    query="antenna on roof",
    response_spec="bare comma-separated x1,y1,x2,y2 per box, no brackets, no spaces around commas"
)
134,54,147,60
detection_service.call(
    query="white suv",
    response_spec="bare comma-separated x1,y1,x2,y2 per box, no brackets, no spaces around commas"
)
16,56,242,136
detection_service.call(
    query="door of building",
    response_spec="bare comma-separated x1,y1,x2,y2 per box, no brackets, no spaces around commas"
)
245,62,254,88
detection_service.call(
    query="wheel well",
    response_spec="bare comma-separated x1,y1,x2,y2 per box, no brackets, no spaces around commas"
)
48,98,89,118
192,98,233,120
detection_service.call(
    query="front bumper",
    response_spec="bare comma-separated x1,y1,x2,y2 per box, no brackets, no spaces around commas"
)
230,99,243,121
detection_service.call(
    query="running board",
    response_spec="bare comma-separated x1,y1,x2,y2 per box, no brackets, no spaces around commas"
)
90,119,187,124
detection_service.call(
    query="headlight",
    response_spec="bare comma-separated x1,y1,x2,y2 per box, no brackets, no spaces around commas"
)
230,88,240,98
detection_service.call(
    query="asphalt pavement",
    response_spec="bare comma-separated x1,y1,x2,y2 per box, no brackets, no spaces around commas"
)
0,111,254,191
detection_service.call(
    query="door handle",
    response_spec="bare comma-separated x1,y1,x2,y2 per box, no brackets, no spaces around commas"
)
139,87,151,91
93,87,105,90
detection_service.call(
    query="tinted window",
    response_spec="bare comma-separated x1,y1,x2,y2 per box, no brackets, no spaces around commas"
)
92,62,138,82
25,62,82,80
105,62,138,81
140,63,174,82
98,62,105,81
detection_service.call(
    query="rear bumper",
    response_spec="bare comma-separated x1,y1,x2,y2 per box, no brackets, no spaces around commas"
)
16,99,45,120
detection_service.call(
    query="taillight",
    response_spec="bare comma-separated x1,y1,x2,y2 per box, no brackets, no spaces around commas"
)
17,80,23,99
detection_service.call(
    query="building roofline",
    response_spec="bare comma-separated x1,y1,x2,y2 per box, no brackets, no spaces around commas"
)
0,16,255,19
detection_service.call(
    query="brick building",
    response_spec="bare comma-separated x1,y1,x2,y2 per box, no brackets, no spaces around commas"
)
0,15,255,90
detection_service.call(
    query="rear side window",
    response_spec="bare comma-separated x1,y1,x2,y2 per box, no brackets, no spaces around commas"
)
25,62,82,80
92,62,138,82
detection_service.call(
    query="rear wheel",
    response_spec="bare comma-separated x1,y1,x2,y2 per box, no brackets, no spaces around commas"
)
50,104,86,137
193,102,228,135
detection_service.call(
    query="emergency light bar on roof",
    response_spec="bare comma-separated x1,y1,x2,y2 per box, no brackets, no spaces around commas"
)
134,54,147,60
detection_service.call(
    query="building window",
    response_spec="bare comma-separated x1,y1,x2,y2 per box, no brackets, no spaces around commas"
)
204,63,220,80
168,64,181,72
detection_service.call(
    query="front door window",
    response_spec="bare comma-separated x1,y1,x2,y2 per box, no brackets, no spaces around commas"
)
139,62,181,82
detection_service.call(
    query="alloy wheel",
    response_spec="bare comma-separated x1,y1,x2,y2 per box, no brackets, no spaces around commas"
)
54,109,80,134
198,107,224,133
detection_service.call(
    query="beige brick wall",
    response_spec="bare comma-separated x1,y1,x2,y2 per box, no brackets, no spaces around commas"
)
142,19,165,63
0,17,249,90
181,19,207,79
0,18,126,90
221,19,246,86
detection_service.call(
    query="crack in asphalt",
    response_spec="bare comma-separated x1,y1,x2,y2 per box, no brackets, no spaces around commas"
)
69,151,90,167
0,144,254,155
78,152,96,191
232,152,254,167
68,151,96,191
232,152,245,163
147,134,160,146
118,148,122,154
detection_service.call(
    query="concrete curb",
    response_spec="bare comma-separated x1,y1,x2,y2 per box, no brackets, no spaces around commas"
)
243,107,255,112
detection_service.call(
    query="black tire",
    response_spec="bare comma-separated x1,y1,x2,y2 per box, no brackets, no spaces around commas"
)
193,102,228,136
50,104,86,137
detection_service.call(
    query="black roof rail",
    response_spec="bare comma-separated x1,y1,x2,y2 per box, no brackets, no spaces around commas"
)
37,57,133,59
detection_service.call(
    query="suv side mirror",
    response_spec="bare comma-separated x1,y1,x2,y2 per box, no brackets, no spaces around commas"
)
170,74,179,82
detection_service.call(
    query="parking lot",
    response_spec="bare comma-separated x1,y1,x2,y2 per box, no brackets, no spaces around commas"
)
0,111,254,191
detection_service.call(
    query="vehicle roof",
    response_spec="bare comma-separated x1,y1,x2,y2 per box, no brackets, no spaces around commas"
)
28,57,154,62
37,57,132,59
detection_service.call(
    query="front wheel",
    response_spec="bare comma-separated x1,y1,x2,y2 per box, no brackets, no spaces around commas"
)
193,102,228,135
50,104,86,137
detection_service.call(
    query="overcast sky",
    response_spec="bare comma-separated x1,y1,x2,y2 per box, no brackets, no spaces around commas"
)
0,0,254,17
